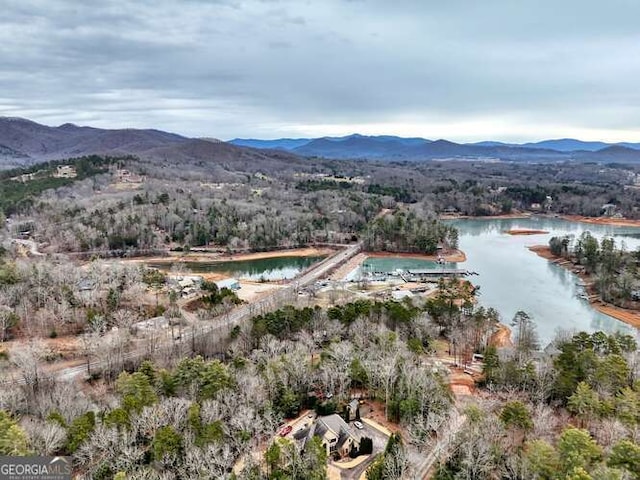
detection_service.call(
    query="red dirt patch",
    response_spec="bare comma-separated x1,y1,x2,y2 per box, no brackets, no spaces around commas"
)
505,229,549,236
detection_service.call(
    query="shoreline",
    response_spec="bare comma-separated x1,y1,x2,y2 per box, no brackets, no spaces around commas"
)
440,212,531,221
505,229,549,236
365,249,467,263
559,214,640,228
441,212,640,229
119,247,335,265
527,245,640,329
328,249,468,281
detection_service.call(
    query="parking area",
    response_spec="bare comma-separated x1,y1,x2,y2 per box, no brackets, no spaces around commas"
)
275,409,392,480
332,417,390,480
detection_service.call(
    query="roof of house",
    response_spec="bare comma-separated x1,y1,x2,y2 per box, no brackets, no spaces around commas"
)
215,278,240,289
77,278,97,291
169,275,203,283
313,414,355,451
132,316,169,331
391,290,413,300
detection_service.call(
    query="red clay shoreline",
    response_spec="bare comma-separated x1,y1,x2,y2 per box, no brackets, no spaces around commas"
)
439,213,532,220
441,212,640,228
527,245,640,329
505,229,549,236
559,214,640,228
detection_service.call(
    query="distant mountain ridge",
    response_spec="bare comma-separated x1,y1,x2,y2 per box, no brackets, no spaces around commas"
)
229,133,640,162
231,134,640,153
0,117,308,172
2,117,640,168
230,138,311,150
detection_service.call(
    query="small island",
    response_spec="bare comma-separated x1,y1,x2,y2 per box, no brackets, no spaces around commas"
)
505,228,549,235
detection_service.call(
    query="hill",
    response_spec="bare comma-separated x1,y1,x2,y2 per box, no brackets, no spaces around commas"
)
292,134,431,159
4,117,640,167
520,138,611,152
0,117,189,166
0,117,312,171
141,138,310,174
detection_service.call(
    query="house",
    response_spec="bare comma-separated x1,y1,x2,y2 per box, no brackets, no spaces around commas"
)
345,399,360,422
169,275,203,288
178,278,196,289
601,203,617,217
76,278,97,292
215,278,241,291
115,169,145,183
53,165,77,178
542,342,562,357
311,414,360,458
442,206,459,215
391,290,413,301
131,316,169,334
182,287,198,298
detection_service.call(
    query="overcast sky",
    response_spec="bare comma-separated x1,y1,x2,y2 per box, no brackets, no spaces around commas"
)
2,0,640,142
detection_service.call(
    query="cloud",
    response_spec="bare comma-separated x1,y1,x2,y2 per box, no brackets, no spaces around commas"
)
1,0,639,141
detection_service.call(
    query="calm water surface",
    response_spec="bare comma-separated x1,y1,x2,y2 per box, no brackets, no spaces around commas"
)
149,255,325,281
361,257,455,272
450,217,640,344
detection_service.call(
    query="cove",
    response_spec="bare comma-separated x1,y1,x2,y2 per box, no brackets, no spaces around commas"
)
148,255,326,281
450,217,640,345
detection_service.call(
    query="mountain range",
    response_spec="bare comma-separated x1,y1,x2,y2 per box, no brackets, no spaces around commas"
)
2,117,640,168
0,117,305,171
230,133,640,161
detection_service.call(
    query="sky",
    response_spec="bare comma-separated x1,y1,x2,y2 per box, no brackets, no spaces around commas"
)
1,0,640,142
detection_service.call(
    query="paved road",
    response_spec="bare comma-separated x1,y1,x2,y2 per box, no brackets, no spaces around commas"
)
3,243,363,385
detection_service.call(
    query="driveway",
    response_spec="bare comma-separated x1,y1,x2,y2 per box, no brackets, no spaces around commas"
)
334,419,389,480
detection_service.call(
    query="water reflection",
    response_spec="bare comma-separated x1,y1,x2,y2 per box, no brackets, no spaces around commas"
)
449,217,640,345
148,256,325,281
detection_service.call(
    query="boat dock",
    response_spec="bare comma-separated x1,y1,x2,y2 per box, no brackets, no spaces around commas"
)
363,268,477,281
407,268,477,280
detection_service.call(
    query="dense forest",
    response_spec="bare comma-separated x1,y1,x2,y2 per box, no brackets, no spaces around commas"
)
2,284,638,479
364,210,458,254
1,153,640,479
3,154,640,256
549,233,640,306
436,330,640,479
0,299,455,478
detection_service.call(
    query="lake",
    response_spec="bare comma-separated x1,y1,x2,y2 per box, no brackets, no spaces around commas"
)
148,255,326,281
449,217,640,344
350,217,640,344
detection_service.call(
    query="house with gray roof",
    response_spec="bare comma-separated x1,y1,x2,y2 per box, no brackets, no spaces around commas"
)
310,414,360,458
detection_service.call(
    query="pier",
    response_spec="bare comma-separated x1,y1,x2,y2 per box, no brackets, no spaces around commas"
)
362,268,477,281
407,268,476,279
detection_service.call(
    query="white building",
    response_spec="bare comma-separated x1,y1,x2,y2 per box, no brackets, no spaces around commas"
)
215,278,241,291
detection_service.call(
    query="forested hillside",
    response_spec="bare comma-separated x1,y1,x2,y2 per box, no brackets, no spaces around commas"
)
0,142,639,480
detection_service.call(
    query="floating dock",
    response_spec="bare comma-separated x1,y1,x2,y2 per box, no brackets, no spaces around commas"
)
406,268,476,279
363,268,477,281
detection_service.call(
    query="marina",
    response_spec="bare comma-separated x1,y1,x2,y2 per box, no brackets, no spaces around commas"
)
359,267,477,282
